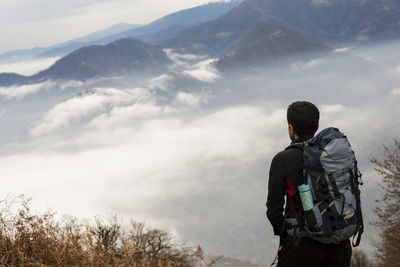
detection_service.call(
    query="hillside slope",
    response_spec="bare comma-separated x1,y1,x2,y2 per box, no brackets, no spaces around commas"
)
161,1,268,56
233,0,400,43
217,21,330,69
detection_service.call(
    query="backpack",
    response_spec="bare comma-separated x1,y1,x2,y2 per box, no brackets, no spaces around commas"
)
286,127,364,246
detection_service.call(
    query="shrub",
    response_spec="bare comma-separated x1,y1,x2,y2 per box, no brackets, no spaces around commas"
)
0,195,198,266
351,249,375,267
371,139,400,267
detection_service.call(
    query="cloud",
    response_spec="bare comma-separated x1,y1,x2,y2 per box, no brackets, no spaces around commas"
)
0,103,285,228
0,43,400,264
291,58,324,70
319,104,347,113
0,57,60,76
390,87,400,96
147,58,221,92
0,81,54,100
165,50,222,84
311,0,331,6
333,47,353,53
174,92,213,108
182,59,221,83
165,49,208,70
30,87,154,137
59,80,85,91
3,95,394,263
147,74,174,91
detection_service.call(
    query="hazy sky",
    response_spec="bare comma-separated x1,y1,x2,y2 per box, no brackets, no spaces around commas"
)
0,0,222,54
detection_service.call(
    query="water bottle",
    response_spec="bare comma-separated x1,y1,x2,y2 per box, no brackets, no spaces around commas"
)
298,184,317,227
298,184,314,211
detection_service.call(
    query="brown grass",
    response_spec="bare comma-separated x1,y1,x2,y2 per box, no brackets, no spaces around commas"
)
0,195,201,267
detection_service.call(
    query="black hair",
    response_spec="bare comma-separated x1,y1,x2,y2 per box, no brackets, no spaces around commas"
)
287,101,319,137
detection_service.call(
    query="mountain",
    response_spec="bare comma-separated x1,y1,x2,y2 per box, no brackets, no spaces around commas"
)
67,23,139,44
0,1,242,63
2,0,399,85
94,1,243,45
0,38,171,86
0,47,47,63
0,23,140,63
240,0,400,44
163,0,400,57
38,23,140,58
161,1,267,57
216,21,330,69
0,73,27,87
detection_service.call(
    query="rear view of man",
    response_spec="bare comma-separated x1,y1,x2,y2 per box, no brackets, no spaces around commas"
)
266,101,352,267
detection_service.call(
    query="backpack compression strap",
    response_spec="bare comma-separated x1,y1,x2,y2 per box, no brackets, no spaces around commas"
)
352,161,364,247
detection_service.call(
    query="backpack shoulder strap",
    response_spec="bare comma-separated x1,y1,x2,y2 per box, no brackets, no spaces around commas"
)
283,141,309,235
286,141,308,151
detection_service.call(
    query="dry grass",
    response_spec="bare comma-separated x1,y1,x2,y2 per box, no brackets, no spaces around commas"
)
351,249,375,267
0,195,203,267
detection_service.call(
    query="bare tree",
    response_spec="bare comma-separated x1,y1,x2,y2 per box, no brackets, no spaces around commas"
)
91,216,121,253
371,139,400,267
0,197,198,266
121,221,197,266
194,245,224,267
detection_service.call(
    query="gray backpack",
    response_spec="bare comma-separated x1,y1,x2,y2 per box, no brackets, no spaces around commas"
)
287,127,364,246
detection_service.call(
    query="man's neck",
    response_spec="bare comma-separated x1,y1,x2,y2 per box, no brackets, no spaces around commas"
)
291,135,313,144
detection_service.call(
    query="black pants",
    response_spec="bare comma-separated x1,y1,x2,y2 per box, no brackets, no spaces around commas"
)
277,236,352,267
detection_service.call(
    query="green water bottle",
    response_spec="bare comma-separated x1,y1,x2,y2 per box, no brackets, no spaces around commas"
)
298,184,314,211
298,184,317,227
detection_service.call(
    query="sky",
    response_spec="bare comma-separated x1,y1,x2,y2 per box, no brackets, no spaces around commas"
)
0,0,223,54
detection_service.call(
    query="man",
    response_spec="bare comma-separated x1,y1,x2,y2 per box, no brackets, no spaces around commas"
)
266,101,352,267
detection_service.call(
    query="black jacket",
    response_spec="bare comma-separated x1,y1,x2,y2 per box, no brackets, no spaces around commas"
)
266,136,312,236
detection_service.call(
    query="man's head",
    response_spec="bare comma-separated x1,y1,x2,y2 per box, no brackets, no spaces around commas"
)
287,101,319,140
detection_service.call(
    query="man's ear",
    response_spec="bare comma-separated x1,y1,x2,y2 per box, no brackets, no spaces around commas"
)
288,124,299,140
288,124,295,134
288,124,295,140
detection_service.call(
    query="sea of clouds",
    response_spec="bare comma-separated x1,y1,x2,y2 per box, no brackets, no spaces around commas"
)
0,57,60,76
0,41,399,264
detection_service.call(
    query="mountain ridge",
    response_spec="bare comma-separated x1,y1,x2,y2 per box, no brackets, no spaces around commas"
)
162,0,400,57
0,24,140,63
0,1,242,63
97,0,243,45
235,0,400,44
2,0,400,86
0,38,171,86
216,21,331,69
